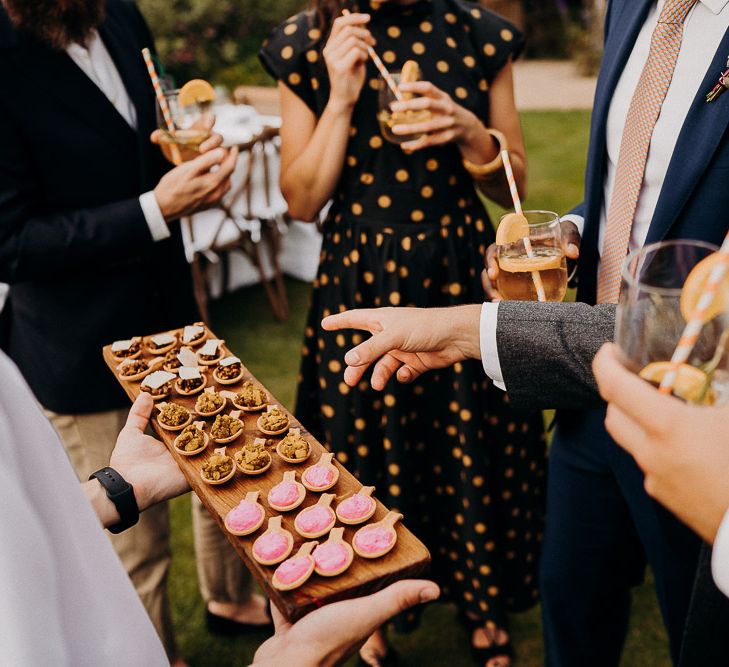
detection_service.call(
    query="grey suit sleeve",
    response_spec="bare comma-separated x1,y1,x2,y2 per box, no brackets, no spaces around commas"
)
495,301,616,411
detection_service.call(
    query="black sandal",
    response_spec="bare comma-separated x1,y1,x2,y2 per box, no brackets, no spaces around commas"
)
458,612,514,667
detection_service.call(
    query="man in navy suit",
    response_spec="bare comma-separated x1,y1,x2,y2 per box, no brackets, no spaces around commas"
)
322,1,729,665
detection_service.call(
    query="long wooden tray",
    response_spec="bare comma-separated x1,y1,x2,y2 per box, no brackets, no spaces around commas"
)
103,324,430,621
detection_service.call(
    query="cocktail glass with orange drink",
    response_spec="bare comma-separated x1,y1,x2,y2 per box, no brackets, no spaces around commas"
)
616,240,729,406
495,210,568,302
156,79,216,164
377,61,431,145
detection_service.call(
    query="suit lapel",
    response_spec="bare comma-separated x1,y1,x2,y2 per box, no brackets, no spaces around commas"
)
646,28,729,244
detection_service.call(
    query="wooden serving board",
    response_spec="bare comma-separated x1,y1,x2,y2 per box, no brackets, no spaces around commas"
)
103,324,430,621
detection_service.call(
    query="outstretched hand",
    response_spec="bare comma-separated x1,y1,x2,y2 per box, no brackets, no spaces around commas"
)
110,392,190,512
253,579,439,667
322,305,482,390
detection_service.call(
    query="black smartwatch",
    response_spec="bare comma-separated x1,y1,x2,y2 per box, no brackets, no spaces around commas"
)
89,467,140,534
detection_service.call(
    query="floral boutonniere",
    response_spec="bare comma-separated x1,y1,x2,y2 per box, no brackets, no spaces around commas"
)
707,57,729,103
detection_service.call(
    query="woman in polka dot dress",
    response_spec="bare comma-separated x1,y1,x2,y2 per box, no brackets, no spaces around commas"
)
260,2,545,665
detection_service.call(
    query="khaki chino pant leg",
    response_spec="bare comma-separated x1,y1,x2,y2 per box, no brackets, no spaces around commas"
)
192,494,253,604
46,408,178,660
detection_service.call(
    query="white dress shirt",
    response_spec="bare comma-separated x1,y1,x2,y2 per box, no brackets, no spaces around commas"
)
481,0,729,388
0,351,167,666
66,31,170,241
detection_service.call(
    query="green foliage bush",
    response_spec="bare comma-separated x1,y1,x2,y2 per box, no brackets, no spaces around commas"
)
138,0,305,87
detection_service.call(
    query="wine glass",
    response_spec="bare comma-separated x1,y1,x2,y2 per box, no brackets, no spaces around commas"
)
615,239,729,405
495,210,567,302
156,89,213,164
376,72,431,145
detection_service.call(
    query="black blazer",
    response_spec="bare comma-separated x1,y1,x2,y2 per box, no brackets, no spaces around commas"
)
0,0,198,413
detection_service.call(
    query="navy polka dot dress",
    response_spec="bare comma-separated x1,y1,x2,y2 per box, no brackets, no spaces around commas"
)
261,0,546,629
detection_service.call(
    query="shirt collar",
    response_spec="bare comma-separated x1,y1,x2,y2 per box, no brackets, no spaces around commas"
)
700,0,729,15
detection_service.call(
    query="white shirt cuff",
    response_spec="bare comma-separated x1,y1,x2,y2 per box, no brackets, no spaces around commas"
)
712,508,729,597
562,213,585,237
480,302,506,391
139,191,170,242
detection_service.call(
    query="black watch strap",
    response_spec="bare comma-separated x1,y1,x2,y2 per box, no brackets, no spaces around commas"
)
89,467,139,534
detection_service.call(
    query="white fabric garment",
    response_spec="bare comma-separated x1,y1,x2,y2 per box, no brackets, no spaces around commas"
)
66,31,169,241
713,509,729,597
0,351,168,667
481,0,729,388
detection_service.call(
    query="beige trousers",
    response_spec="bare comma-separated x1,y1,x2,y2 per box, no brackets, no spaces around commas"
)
47,407,254,660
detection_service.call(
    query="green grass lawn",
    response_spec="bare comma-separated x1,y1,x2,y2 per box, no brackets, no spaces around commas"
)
168,111,671,666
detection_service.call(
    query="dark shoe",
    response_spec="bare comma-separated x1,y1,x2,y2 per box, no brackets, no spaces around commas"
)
205,609,273,636
357,647,399,667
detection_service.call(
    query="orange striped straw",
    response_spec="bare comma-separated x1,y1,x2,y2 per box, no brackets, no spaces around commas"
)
659,233,729,396
501,150,546,302
141,48,181,164
341,9,402,101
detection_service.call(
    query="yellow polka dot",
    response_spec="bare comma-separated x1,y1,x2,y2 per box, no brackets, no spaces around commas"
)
426,159,438,171
448,283,462,296
309,28,321,40
360,173,374,185
420,20,433,33
455,513,465,525
445,12,457,23
322,404,334,418
420,185,433,198
346,155,356,167
311,77,320,90
354,418,366,430
387,26,401,38
462,55,476,68
455,87,468,99
306,49,318,62
351,203,363,216
383,50,396,64
369,78,379,91
384,394,396,407
399,266,409,278
389,484,401,496
484,43,497,57
463,454,472,467
411,210,424,222
470,8,481,18
459,408,471,421
363,271,375,284
446,37,457,48
402,237,412,251
389,292,401,305
335,450,348,464
396,169,409,182
473,475,484,487
455,570,465,581
412,42,425,55
328,359,342,373
388,463,400,475
383,437,392,450
350,249,360,263
436,60,449,73
338,382,350,395
501,29,514,42
369,135,383,149
281,45,294,59
385,259,396,272
288,72,301,85
357,444,369,456
378,195,392,208
284,23,298,35
336,334,345,347
446,424,457,436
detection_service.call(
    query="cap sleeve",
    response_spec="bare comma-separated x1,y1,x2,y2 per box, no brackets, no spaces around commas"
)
259,12,320,113
466,5,524,84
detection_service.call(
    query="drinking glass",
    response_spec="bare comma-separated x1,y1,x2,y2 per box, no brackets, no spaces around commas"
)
615,239,729,405
156,89,213,164
495,210,567,302
376,72,431,145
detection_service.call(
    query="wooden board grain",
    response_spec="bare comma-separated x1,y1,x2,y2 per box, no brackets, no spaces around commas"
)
103,324,430,621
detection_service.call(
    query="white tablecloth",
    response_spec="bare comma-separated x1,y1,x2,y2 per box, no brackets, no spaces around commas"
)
183,103,322,296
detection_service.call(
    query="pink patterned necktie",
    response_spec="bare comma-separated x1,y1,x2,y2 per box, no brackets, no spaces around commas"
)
596,0,699,304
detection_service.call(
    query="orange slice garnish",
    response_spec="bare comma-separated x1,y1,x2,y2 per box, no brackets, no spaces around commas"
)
178,79,216,107
638,361,714,404
496,212,530,246
498,254,563,273
680,252,729,324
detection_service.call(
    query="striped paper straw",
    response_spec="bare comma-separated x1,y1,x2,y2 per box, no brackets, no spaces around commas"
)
659,232,729,396
342,9,402,101
141,48,181,164
501,150,547,302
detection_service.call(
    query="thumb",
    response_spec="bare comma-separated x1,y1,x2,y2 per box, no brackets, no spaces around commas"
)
124,392,154,433
342,579,439,636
